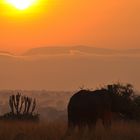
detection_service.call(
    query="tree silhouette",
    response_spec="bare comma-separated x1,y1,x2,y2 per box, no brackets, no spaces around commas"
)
0,93,39,121
105,83,140,121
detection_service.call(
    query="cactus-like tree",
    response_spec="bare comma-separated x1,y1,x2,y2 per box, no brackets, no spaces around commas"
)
0,92,39,121
9,93,37,115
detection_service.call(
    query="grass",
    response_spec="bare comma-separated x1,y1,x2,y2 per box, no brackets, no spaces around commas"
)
0,120,139,140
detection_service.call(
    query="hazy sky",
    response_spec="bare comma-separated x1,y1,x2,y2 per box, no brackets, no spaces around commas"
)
0,0,140,53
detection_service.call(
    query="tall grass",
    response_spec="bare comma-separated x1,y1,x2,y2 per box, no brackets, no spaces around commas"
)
0,121,139,140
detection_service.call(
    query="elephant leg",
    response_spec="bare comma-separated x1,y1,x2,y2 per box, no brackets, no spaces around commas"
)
85,120,97,139
88,120,97,132
64,121,76,137
102,119,111,129
77,121,89,138
102,111,112,129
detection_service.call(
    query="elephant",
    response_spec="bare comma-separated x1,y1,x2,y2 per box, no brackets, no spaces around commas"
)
67,87,132,130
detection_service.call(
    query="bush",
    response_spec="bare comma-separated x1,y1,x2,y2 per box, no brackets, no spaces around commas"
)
104,83,140,121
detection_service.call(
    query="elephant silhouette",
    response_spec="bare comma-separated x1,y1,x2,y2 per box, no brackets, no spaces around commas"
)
67,87,131,130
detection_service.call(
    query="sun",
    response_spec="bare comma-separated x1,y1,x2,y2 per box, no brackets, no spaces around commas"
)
7,0,36,10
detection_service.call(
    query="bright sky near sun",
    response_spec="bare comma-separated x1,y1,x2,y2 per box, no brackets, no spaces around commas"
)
6,0,36,10
0,0,140,53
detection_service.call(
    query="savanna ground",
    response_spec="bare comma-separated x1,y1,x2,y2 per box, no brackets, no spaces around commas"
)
0,120,140,140
0,90,140,140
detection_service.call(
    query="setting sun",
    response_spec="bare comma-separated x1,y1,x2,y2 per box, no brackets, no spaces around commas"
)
7,0,36,10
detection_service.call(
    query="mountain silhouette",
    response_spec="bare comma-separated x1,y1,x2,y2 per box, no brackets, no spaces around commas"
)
23,46,140,56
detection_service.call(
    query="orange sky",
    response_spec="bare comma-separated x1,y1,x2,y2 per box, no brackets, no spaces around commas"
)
0,0,140,53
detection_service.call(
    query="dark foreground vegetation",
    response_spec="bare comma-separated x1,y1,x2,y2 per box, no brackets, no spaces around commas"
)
0,83,140,139
0,121,139,140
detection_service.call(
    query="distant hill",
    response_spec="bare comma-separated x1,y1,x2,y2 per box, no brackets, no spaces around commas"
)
23,46,140,56
22,46,117,56
0,51,14,56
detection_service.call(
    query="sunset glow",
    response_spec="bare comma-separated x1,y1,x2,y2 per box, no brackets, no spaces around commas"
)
0,0,140,53
7,0,36,10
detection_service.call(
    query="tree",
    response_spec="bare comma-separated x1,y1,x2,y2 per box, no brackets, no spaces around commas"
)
107,83,134,99
101,83,134,120
0,93,39,121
